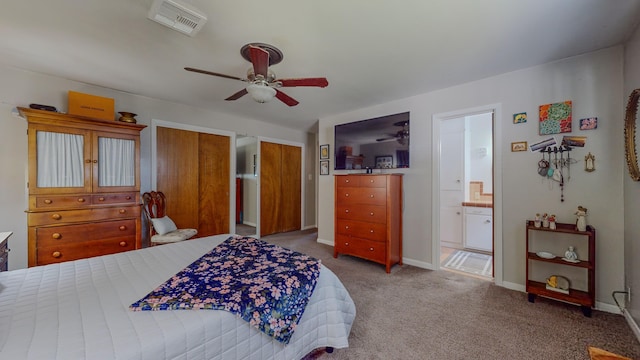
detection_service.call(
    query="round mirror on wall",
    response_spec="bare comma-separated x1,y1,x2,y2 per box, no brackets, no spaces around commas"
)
625,88,640,181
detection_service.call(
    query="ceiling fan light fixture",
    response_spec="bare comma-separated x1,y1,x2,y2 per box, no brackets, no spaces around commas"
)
246,83,276,103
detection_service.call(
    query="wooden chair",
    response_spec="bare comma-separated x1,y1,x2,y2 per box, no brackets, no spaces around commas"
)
142,191,197,246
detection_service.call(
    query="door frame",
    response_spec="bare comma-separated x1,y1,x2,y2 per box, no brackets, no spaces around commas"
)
431,104,503,286
256,136,305,238
150,119,237,234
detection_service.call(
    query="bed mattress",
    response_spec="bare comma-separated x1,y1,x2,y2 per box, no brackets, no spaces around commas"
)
0,234,356,359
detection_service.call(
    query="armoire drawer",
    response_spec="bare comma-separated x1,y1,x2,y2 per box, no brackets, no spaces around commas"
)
336,204,387,223
37,237,136,265
27,206,140,226
336,187,387,206
334,234,386,264
336,219,387,242
92,192,137,205
35,219,136,246
30,194,92,210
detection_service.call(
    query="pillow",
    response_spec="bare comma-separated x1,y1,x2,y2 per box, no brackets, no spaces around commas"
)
151,216,178,235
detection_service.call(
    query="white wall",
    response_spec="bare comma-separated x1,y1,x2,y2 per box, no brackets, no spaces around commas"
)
319,46,625,307
624,24,640,325
0,65,312,270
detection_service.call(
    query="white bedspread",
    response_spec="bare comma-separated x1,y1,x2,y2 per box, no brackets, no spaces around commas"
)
0,234,355,360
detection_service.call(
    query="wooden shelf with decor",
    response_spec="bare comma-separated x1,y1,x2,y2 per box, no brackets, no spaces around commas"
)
525,220,596,317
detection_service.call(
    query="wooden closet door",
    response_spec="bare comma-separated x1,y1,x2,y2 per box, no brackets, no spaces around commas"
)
198,133,230,236
260,141,282,236
260,141,301,236
280,144,301,232
156,127,199,230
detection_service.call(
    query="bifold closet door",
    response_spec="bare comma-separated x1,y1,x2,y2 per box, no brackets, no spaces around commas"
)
260,141,301,236
156,127,230,237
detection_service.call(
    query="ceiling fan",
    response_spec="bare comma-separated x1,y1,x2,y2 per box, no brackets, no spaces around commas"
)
185,43,328,106
377,120,410,145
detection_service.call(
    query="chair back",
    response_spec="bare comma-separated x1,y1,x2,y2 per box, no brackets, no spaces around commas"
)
142,191,166,220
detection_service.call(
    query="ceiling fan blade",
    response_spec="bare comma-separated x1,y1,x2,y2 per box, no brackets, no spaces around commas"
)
184,67,244,81
376,137,394,142
225,88,248,101
279,77,329,88
249,45,269,78
275,89,299,106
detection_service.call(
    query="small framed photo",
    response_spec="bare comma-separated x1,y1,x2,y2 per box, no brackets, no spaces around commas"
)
375,155,393,168
513,112,527,124
579,117,597,130
320,160,329,175
511,141,527,152
320,144,330,160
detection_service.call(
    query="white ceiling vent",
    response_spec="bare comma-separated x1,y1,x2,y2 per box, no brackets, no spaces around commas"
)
147,0,207,37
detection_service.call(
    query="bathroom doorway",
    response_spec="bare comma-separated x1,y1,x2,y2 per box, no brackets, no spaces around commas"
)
433,107,498,281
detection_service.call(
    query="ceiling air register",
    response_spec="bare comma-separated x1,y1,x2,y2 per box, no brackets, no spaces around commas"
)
147,0,207,36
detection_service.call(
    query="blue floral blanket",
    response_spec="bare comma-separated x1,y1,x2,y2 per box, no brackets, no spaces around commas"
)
130,235,321,344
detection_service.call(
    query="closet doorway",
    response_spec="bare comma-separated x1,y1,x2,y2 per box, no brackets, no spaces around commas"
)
432,105,503,284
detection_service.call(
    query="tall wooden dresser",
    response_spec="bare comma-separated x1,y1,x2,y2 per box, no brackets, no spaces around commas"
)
19,107,146,266
334,174,403,273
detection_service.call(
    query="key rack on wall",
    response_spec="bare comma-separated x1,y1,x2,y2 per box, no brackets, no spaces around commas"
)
536,146,576,202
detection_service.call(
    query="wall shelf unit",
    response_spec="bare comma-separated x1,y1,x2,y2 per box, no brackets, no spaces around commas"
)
525,220,595,317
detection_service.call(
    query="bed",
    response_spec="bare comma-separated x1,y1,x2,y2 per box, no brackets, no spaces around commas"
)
0,234,356,359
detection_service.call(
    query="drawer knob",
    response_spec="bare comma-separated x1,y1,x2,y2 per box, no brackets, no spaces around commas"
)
370,180,374,183
370,212,374,216
119,241,127,247
52,233,61,239
369,247,374,251
370,229,374,233
345,193,349,197
44,199,52,204
93,160,98,163
98,197,105,202
85,159,92,164
119,225,127,231
52,251,61,258
77,198,86,202
51,214,61,220
370,194,374,198
345,179,350,183
119,209,126,214
345,226,349,229
345,242,349,246
125,196,132,200
345,209,349,213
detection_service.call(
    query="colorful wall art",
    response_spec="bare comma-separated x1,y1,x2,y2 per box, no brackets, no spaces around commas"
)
579,117,598,130
539,100,572,135
513,112,527,124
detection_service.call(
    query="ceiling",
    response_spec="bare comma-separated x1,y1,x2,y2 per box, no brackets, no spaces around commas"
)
1,1,640,132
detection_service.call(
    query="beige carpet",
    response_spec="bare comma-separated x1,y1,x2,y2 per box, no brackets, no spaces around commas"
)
262,229,640,360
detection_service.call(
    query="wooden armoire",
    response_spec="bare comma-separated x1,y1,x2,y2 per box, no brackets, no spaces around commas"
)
260,141,301,236
20,107,146,266
155,126,230,238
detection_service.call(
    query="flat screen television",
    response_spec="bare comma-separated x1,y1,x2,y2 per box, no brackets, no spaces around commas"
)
334,112,409,170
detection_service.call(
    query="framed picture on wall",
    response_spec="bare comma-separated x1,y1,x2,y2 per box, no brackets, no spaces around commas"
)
320,160,329,175
320,144,330,160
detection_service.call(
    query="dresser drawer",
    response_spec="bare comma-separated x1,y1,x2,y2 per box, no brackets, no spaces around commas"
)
336,219,387,242
36,219,136,246
28,206,140,226
335,175,361,188
31,194,92,210
37,237,136,265
358,175,387,188
335,234,386,264
336,187,387,206
92,192,137,205
336,204,387,223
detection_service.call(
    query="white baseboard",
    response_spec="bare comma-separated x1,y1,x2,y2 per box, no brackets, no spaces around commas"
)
623,309,640,342
317,237,333,246
242,221,256,227
402,257,436,270
302,225,316,231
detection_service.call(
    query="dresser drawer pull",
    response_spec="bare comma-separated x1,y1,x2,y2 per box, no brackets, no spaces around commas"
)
44,199,52,204
51,214,62,220
119,241,127,247
344,242,349,246
345,193,350,197
370,212,374,216
119,225,127,231
52,251,61,258
369,247,374,251
345,179,350,183
370,194,374,198
98,197,105,202
345,209,349,213
119,209,126,214
125,196,132,200
345,225,349,229
370,229,374,233
93,160,98,163
52,233,62,240
85,159,92,164
370,179,374,183
77,198,86,203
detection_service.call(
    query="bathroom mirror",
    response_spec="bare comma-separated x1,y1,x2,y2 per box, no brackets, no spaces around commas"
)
625,88,640,181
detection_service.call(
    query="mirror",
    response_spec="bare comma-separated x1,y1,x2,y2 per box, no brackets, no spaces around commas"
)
236,136,258,236
625,88,640,181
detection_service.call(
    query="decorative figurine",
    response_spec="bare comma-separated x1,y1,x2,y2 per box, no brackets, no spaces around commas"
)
575,206,587,231
534,213,541,228
542,213,549,228
564,246,578,261
548,214,556,230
